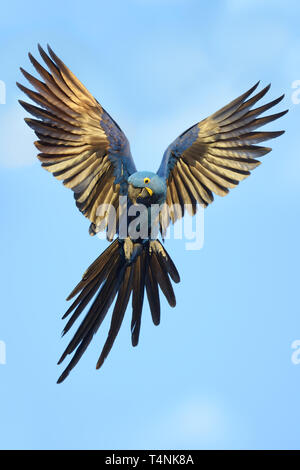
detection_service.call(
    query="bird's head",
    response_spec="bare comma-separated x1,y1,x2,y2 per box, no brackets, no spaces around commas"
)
127,171,167,205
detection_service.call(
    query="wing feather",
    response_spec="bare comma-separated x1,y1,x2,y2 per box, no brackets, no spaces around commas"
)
157,83,287,234
18,45,137,238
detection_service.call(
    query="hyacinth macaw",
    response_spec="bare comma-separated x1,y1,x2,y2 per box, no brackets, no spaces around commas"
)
18,45,288,383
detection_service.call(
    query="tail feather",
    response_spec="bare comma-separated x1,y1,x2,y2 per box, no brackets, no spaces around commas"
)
58,257,121,362
62,279,101,336
145,261,160,326
156,245,180,283
96,265,134,369
62,275,101,323
57,258,123,383
150,252,176,307
65,240,119,301
57,239,180,383
131,251,147,347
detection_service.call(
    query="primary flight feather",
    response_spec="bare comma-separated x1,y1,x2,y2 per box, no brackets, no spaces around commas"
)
18,44,288,383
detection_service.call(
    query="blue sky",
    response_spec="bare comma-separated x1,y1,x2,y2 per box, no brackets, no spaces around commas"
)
0,0,300,450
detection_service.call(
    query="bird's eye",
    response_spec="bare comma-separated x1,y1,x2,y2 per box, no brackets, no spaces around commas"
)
144,177,150,184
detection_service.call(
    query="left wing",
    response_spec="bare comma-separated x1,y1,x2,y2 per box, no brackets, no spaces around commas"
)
157,82,288,237
18,44,137,239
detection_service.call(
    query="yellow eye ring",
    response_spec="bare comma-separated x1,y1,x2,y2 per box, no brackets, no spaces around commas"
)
144,177,150,184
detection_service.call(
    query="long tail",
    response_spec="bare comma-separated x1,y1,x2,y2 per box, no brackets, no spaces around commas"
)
57,239,180,383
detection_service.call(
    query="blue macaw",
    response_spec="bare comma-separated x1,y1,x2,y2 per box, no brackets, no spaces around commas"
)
18,45,288,383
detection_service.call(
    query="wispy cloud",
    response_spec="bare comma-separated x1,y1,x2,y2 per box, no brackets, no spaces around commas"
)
226,0,298,11
0,101,36,168
138,394,248,449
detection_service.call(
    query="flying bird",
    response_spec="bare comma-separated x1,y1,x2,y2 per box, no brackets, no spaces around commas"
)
18,45,288,383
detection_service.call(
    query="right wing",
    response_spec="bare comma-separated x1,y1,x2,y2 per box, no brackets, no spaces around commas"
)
157,82,288,237
17,44,137,239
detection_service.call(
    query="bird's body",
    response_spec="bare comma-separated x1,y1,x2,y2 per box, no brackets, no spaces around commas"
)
18,45,288,383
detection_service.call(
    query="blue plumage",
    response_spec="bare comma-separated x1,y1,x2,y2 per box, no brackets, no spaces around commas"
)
128,171,167,201
157,123,199,179
19,46,288,383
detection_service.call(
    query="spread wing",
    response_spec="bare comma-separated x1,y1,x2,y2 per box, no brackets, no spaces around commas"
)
17,44,137,239
157,82,288,237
